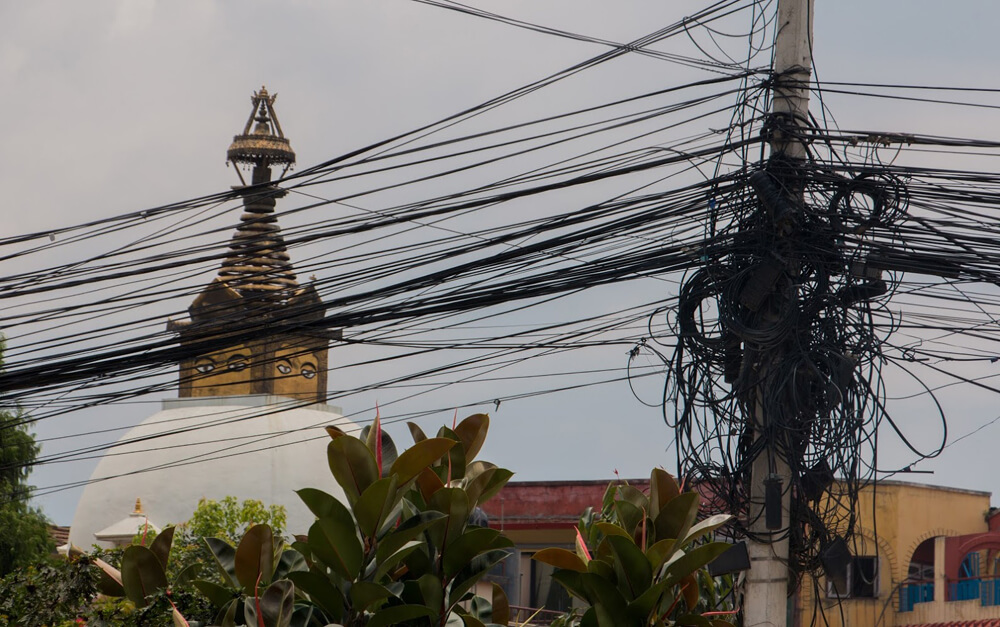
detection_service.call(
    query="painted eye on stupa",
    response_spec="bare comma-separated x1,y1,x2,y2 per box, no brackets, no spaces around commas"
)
301,363,317,379
276,361,292,375
194,358,215,373
227,355,249,371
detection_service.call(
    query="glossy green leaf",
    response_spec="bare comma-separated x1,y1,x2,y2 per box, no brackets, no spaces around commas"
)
94,558,124,596
680,573,699,612
586,558,615,582
448,549,510,609
474,468,513,507
531,548,587,573
121,545,168,608
297,488,349,521
324,425,347,440
376,510,446,563
645,538,678,570
416,466,446,502
428,487,470,549
234,524,275,592
453,413,489,462
680,514,733,546
653,492,699,545
290,605,328,627
627,578,671,620
390,437,457,485
617,485,648,512
663,542,733,585
579,572,629,627
601,484,617,517
350,581,394,612
614,500,643,537
204,537,239,587
308,515,363,580
273,549,307,581
374,540,423,581
149,525,175,571
366,604,436,627
361,424,399,476
443,528,512,578
460,613,487,627
407,422,428,444
606,535,651,601
649,468,681,517
491,582,510,626
287,571,343,620
327,437,380,505
462,462,496,505
175,562,203,587
551,570,589,603
580,607,598,627
436,426,468,481
193,579,235,609
259,580,295,627
354,475,399,538
595,522,632,541
416,573,444,617
217,598,239,627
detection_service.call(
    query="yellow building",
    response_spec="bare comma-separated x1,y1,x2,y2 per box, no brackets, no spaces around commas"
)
796,480,1000,627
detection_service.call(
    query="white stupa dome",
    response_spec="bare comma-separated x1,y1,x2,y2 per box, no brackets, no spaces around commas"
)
69,395,356,549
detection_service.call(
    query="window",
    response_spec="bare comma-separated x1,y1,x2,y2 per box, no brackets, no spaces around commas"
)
827,556,878,598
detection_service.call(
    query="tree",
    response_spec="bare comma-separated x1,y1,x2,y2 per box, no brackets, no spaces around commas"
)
180,495,287,545
0,339,54,577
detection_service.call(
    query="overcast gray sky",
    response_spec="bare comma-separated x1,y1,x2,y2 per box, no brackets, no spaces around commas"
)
5,0,1000,525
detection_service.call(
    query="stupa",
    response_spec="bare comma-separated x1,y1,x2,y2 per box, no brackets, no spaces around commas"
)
69,88,354,548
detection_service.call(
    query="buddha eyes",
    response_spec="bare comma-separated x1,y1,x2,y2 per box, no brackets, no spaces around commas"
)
194,354,314,379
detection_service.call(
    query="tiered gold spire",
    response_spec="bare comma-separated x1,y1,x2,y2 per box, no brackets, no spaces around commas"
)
168,87,339,402
221,86,298,302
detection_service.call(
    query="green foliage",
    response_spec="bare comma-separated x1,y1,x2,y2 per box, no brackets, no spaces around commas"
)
0,340,55,577
286,413,512,627
180,496,287,546
91,413,512,627
533,468,736,627
0,555,99,627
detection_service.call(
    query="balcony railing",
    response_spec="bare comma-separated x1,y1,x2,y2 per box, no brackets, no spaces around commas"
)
899,581,934,612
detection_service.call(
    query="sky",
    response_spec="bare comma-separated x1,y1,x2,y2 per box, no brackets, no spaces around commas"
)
5,0,1000,525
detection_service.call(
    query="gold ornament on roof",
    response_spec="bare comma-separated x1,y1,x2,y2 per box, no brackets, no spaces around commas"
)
227,86,296,172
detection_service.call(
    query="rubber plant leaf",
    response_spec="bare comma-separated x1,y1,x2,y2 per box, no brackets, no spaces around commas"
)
653,492,700,545
204,537,239,587
606,534,652,602
327,436,379,506
149,525,175,571
390,437,457,485
491,582,510,626
453,413,489,462
649,468,681,517
531,548,587,573
235,524,275,593
354,475,399,539
366,605,436,627
407,422,428,444
121,545,169,608
443,528,512,579
286,571,344,621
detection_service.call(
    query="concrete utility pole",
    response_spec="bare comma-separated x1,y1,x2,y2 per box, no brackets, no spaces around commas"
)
744,0,814,625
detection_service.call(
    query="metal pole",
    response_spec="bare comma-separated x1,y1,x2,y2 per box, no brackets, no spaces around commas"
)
743,0,814,625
